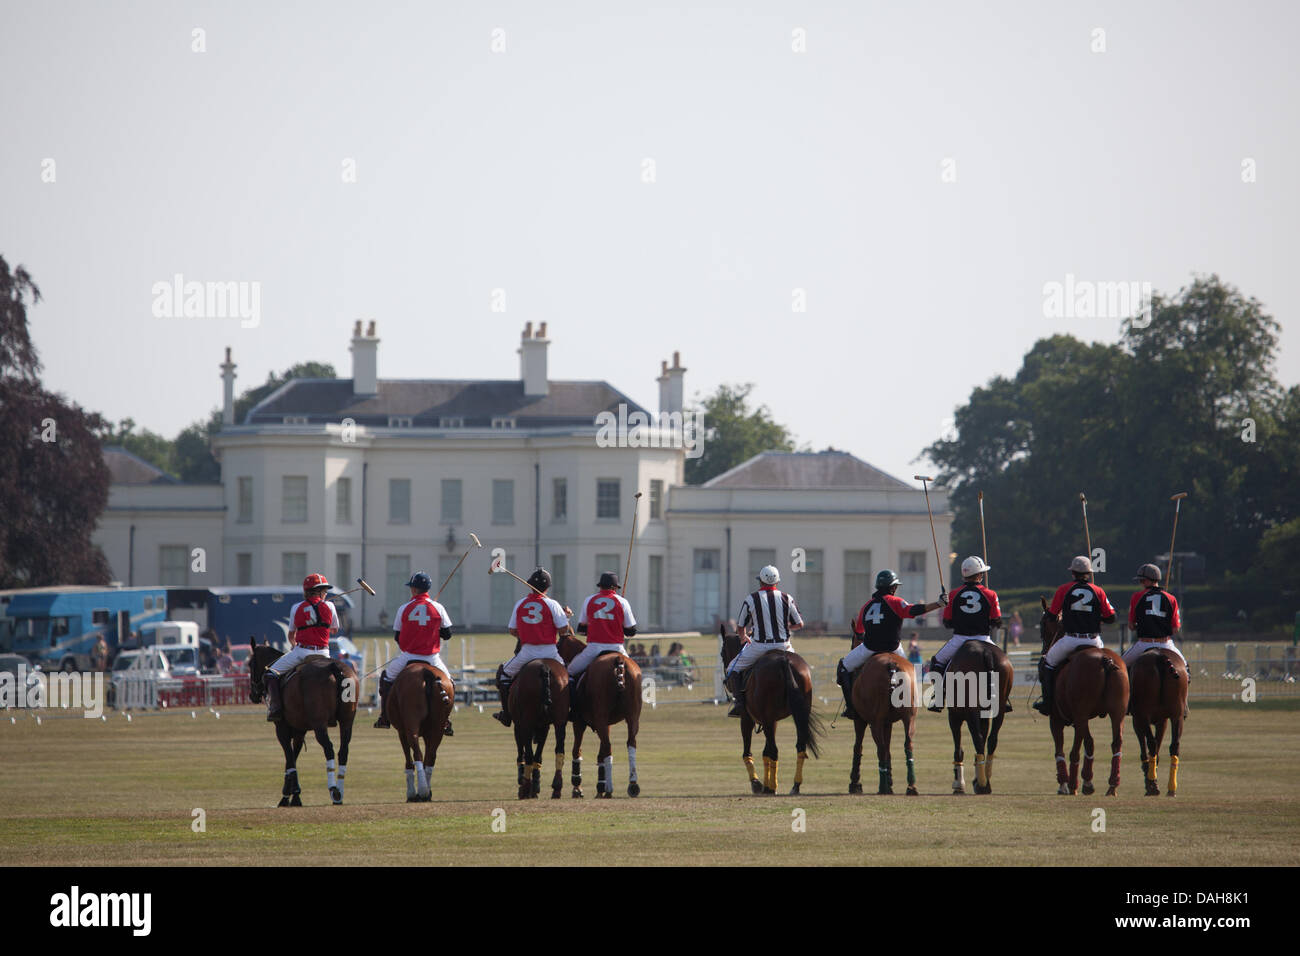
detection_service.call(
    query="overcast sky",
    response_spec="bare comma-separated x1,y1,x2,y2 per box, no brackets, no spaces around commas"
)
3,0,1297,485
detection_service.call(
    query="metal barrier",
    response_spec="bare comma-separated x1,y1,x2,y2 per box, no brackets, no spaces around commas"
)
111,674,252,710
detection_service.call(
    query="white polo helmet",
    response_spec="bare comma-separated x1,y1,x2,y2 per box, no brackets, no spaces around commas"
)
757,565,781,586
1069,555,1094,574
961,556,991,577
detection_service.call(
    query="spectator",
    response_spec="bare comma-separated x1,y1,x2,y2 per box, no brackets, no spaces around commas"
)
90,634,109,672
1009,611,1023,647
907,636,923,675
216,643,235,675
649,644,661,668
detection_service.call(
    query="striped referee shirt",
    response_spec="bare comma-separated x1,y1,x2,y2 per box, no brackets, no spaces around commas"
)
737,586,803,643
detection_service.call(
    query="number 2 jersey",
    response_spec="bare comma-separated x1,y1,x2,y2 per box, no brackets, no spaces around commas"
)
854,592,929,652
509,593,569,645
1048,580,1116,634
394,595,452,655
942,583,1002,636
1128,586,1180,639
577,589,636,644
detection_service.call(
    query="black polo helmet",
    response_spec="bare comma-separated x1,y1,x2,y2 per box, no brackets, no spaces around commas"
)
406,571,433,593
527,567,552,592
598,571,620,591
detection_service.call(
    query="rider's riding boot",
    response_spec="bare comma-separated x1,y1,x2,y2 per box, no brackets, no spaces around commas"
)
727,672,747,718
492,665,513,726
373,675,393,729
926,656,945,712
837,660,858,720
265,672,283,722
1033,660,1056,716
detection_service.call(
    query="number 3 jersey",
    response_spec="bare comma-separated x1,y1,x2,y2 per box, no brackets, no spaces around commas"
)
509,593,570,645
394,595,452,654
1048,580,1116,634
1128,586,1180,639
577,588,636,644
942,583,1002,636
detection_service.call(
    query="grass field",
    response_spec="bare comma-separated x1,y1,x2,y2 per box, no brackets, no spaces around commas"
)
1,691,1296,866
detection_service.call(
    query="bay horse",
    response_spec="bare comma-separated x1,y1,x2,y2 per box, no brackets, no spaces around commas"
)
1128,648,1189,796
248,639,356,806
557,633,641,798
508,658,570,800
720,624,824,795
943,640,1014,794
848,651,917,795
388,661,454,802
1038,598,1129,795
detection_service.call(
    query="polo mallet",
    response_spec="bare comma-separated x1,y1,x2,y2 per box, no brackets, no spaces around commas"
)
914,475,947,600
978,490,989,590
1079,492,1092,562
338,578,377,598
436,532,482,602
1167,492,1189,587
489,556,545,595
622,492,643,595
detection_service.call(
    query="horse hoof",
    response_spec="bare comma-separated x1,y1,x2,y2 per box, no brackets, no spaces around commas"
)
906,786,919,796
1081,782,1095,796
1057,784,1071,795
419,792,432,802
1105,786,1117,796
762,787,776,795
788,783,800,796
628,782,640,797
751,780,765,795
848,783,863,795
289,794,302,807
572,789,584,799
878,788,893,795
277,797,290,807
952,787,964,795
407,795,420,803
1166,791,1176,798
598,791,613,800
330,787,343,805
552,789,562,799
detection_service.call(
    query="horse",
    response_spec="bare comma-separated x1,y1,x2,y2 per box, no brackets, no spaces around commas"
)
848,652,917,795
387,661,455,802
508,658,570,800
557,633,641,798
719,624,824,795
1038,598,1129,795
942,640,1014,794
1128,647,1189,796
248,639,356,806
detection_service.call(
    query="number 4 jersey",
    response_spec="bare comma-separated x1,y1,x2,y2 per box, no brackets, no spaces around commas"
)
1048,580,1115,635
395,595,452,654
578,589,636,644
509,593,570,645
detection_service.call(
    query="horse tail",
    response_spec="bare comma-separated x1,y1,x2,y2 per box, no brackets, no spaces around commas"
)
541,663,553,720
422,667,437,720
783,654,823,760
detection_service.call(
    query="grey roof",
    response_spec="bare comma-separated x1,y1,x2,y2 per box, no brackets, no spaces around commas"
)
702,451,913,491
103,447,178,485
243,379,648,428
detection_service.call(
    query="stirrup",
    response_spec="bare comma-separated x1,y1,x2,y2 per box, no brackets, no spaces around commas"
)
373,714,390,729
493,711,511,727
1033,698,1050,715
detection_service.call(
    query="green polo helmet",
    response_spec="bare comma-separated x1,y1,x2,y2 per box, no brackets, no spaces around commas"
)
875,569,902,590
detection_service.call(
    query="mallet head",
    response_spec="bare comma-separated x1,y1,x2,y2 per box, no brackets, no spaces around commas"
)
913,475,934,482
1170,492,1188,502
469,532,482,548
356,578,376,596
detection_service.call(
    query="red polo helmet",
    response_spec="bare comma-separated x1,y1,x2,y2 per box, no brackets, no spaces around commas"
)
303,573,330,592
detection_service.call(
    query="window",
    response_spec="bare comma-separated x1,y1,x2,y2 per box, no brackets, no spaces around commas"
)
549,554,567,609
441,479,462,523
899,550,929,605
649,480,663,520
282,552,307,588
143,597,154,610
336,477,352,524
595,554,621,588
92,609,110,626
336,553,351,591
596,479,620,520
490,553,516,625
692,549,721,629
647,555,664,628
389,478,411,524
800,549,825,623
160,545,188,586
748,548,776,589
282,476,308,523
439,417,464,428
491,417,516,429
492,479,514,525
237,477,253,523
387,416,413,428
385,555,411,622
236,553,253,586
844,550,873,624
438,554,463,623
552,478,567,522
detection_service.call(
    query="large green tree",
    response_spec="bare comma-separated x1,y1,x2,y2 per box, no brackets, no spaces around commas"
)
684,383,799,484
0,257,112,587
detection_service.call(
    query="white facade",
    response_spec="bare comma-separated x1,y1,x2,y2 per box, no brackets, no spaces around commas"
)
93,481,225,588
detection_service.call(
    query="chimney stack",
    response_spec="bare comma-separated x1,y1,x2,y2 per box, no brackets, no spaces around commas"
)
519,322,550,397
220,347,237,425
351,320,379,395
661,352,685,416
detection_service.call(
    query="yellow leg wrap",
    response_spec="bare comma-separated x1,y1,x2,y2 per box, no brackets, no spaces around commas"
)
795,752,807,786
771,759,778,792
1168,755,1179,793
555,751,564,774
744,755,757,781
975,754,987,788
1147,755,1158,782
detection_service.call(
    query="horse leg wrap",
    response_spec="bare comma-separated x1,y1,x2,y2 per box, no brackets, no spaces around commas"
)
627,746,638,784
1147,755,1158,782
571,756,582,787
326,758,337,791
283,768,298,796
405,768,416,799
794,752,806,786
517,761,527,788
602,756,614,794
1055,753,1068,785
953,762,965,791
878,764,890,793
415,761,429,794
770,759,779,792
555,751,564,776
1168,755,1179,794
336,764,346,798
1068,760,1079,792
744,755,757,783
975,754,987,789
1082,750,1095,783
1109,752,1122,789
597,759,608,795
906,751,916,787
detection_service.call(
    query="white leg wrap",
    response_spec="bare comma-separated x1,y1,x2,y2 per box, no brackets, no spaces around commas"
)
603,756,613,792
326,758,336,789
405,768,416,797
627,746,638,783
415,761,429,794
337,765,346,795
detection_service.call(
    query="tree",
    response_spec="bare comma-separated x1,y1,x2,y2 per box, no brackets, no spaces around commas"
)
96,418,177,476
0,257,112,587
684,383,799,484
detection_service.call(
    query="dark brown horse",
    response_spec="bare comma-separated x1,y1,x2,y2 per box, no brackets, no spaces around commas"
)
848,652,917,795
248,639,356,806
508,658,570,799
388,662,454,802
942,640,1014,794
558,634,641,798
1039,598,1129,795
720,625,824,795
1128,647,1189,796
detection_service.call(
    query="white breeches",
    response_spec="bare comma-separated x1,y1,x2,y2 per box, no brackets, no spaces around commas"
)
1122,640,1186,667
842,641,898,673
934,633,994,667
1044,634,1103,668
567,643,627,677
383,651,448,681
503,643,564,678
726,641,792,676
268,645,329,676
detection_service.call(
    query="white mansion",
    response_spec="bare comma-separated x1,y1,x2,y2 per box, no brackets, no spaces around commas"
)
93,323,951,632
